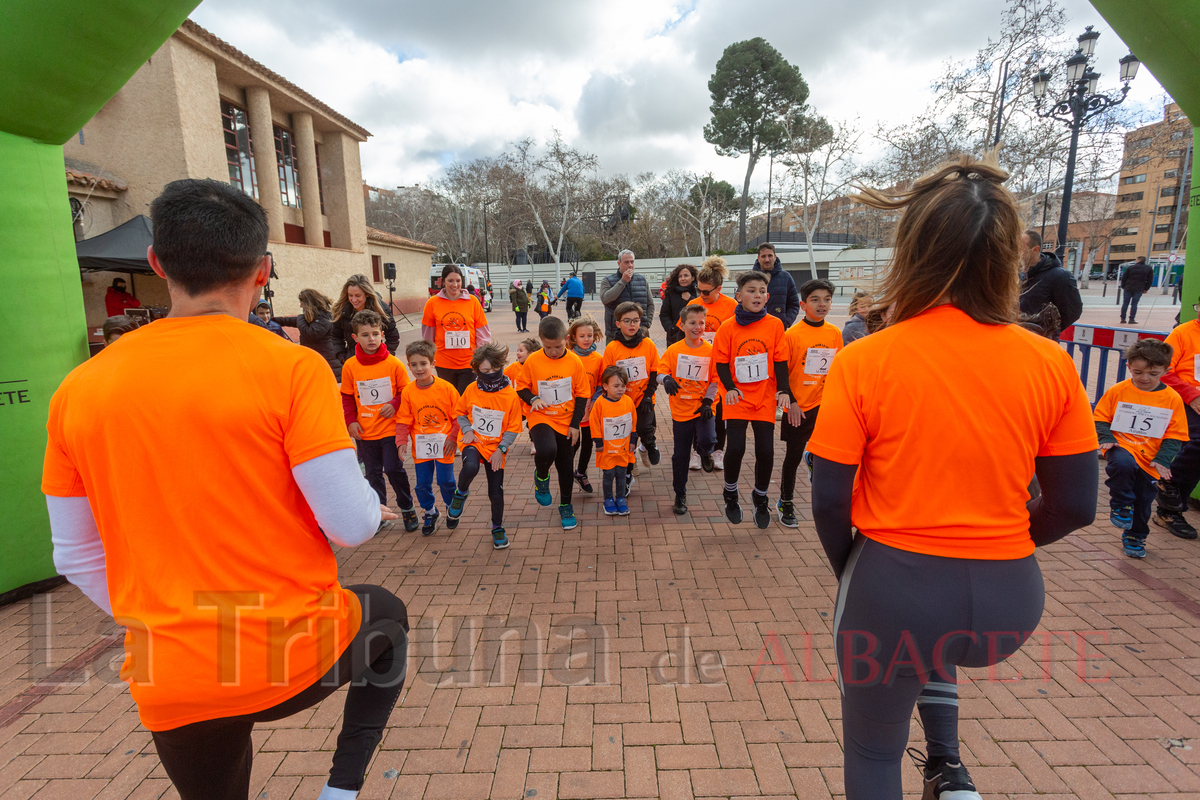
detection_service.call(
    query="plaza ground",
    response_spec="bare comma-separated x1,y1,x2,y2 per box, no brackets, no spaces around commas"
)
3,294,1200,799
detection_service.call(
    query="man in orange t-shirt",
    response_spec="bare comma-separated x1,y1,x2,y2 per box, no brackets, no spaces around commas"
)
42,179,409,800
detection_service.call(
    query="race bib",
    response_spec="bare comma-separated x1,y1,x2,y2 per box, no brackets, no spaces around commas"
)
472,406,505,439
603,412,633,441
1110,402,1173,439
356,377,392,407
414,433,445,460
676,353,710,383
734,352,769,384
617,357,647,383
538,377,573,407
702,331,716,344
804,348,837,376
444,329,470,349
1194,354,1200,382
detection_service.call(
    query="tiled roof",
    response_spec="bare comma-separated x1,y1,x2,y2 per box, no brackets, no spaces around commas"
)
65,166,127,193
180,19,371,141
366,226,438,253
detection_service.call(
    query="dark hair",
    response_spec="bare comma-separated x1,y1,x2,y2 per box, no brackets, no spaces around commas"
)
472,342,509,372
1024,229,1043,249
757,242,776,253
111,278,127,289
149,178,269,295
666,264,699,289
441,263,464,284
406,339,436,361
102,315,139,341
255,300,272,311
1135,256,1147,263
539,315,567,340
1017,303,1061,340
1125,338,1172,368
680,304,707,324
601,365,628,386
351,309,384,332
800,279,834,301
614,301,644,323
736,271,768,291
865,308,887,334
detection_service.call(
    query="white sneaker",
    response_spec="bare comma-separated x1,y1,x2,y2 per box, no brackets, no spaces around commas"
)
689,451,702,470
711,449,724,471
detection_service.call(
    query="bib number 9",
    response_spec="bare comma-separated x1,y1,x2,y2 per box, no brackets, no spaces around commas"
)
356,377,393,407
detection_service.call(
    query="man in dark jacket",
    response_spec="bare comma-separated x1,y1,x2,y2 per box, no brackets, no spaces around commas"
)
1018,230,1082,329
1120,256,1153,325
754,243,800,327
600,250,654,341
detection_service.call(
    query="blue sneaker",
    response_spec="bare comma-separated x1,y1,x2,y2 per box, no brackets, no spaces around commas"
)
559,503,578,530
492,526,509,549
534,473,552,506
603,498,619,516
1122,534,1146,559
421,509,440,536
447,490,467,529
1110,505,1134,530
615,497,630,516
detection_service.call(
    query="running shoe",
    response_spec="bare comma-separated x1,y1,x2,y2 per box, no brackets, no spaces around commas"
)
534,473,552,506
615,497,630,516
625,475,635,497
701,451,715,472
724,488,742,524
777,499,799,528
401,507,419,533
1122,534,1146,559
647,444,661,466
559,503,578,530
603,498,619,516
802,449,815,475
1153,510,1199,539
639,443,651,468
689,452,702,471
673,493,687,515
447,490,467,529
908,750,982,800
752,493,771,529
421,509,440,536
711,450,725,471
492,526,509,549
1109,505,1133,530
574,470,593,493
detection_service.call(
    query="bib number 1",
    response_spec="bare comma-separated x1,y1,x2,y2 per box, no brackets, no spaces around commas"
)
538,377,573,407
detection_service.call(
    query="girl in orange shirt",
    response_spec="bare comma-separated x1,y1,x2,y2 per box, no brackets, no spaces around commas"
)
569,316,605,493
588,365,637,515
806,156,1098,800
421,264,491,393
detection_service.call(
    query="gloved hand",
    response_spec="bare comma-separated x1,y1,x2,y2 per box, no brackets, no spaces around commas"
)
698,398,714,421
637,399,654,419
662,376,680,396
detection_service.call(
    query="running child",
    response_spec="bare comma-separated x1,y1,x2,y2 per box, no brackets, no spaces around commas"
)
449,343,524,549
569,316,605,493
681,256,737,469
777,279,843,527
589,365,637,516
1094,339,1188,558
712,271,792,528
341,310,419,532
395,339,460,535
601,302,660,485
515,316,589,530
660,304,720,515
1154,300,1200,539
507,337,541,456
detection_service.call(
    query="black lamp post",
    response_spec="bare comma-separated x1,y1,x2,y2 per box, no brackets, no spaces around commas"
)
1033,26,1140,263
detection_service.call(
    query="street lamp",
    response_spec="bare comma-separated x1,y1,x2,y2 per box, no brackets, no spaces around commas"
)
1033,27,1140,262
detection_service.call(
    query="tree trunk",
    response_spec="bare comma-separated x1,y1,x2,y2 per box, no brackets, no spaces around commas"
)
737,150,758,251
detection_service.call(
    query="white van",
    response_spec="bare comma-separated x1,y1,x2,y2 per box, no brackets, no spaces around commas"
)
429,264,491,311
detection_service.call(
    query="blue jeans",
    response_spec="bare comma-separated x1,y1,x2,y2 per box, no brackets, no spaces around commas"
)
413,459,456,512
1121,290,1143,321
1105,446,1157,537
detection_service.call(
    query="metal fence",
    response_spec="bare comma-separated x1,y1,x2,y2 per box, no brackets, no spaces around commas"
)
1059,323,1170,406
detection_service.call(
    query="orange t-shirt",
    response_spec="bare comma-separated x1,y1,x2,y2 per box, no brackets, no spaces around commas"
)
601,338,659,406
396,377,460,463
41,315,361,732
680,292,739,344
1165,319,1200,403
588,394,637,469
711,314,788,422
1094,379,1188,477
659,339,719,421
516,349,588,435
455,382,523,467
422,294,488,370
340,353,411,440
807,305,1099,560
576,350,605,428
504,362,530,415
783,319,844,412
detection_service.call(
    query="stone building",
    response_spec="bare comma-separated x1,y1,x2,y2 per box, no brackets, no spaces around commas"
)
1111,102,1192,262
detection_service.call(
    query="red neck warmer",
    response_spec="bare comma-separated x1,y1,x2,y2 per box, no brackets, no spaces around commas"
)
355,343,389,365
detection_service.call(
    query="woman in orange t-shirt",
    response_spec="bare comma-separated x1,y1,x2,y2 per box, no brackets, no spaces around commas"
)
421,264,491,393
806,156,1098,800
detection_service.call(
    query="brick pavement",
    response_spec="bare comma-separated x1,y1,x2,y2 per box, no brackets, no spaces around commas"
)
5,299,1200,798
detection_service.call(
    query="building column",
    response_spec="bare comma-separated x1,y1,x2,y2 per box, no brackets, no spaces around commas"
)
245,86,284,242
320,131,367,251
293,112,324,247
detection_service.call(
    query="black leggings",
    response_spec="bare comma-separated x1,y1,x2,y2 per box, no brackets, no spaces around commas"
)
436,366,475,394
514,311,528,331
574,429,594,476
151,585,409,799
530,423,574,505
779,407,820,502
565,297,582,319
458,446,505,527
723,418,774,493
834,536,1043,799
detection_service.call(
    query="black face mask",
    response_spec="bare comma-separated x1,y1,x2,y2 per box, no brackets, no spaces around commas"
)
115,285,126,293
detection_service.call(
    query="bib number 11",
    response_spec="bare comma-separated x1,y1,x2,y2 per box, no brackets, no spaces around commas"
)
734,352,768,384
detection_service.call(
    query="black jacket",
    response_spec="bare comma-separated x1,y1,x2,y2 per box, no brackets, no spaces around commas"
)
275,309,344,373
659,282,699,345
334,304,400,361
755,258,800,327
1121,261,1153,293
1019,251,1082,329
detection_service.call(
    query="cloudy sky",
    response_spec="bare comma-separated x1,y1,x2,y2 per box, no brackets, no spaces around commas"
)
190,0,1167,192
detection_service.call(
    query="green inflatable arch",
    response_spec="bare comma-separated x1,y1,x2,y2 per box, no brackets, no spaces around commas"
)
0,0,199,599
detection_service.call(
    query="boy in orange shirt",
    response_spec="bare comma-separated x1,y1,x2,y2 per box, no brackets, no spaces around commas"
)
1094,339,1189,558
341,310,419,532
589,365,637,515
601,301,661,489
777,279,843,528
712,271,792,528
515,316,589,530
1155,302,1200,539
660,304,720,515
569,316,605,493
681,256,736,469
395,339,461,535
449,343,524,549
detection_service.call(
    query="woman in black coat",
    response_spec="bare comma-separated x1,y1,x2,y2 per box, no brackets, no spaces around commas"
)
332,274,400,361
658,263,699,347
274,289,344,379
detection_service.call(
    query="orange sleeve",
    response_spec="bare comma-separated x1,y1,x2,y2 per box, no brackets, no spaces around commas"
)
41,387,86,497
285,351,356,468
421,298,436,328
504,393,523,434
712,323,731,363
1039,360,1101,457
340,359,355,395
806,354,867,466
1092,386,1117,424
1167,394,1190,440
658,347,673,377
589,400,602,432
773,319,789,362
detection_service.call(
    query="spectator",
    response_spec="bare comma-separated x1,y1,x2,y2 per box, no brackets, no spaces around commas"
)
275,289,344,379
599,249,655,342
333,274,400,360
1018,230,1082,328
526,278,534,295
1120,256,1153,325
510,279,530,332
557,272,585,319
104,277,142,317
841,290,873,344
254,300,289,339
101,315,139,346
752,243,800,326
658,263,699,347
536,281,554,320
